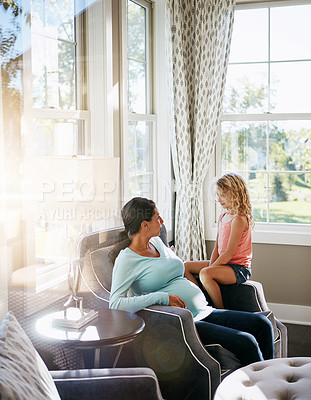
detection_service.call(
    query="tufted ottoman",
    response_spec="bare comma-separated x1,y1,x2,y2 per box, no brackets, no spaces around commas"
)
214,357,311,400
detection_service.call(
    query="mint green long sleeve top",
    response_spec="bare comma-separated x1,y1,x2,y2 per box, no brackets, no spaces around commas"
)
109,236,214,321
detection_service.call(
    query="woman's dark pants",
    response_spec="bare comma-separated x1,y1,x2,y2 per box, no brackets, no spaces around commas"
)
195,309,274,366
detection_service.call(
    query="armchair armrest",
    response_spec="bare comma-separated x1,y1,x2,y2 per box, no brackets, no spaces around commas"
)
221,280,270,312
51,367,164,400
196,279,268,312
220,282,288,357
195,276,269,312
133,305,221,400
196,278,288,358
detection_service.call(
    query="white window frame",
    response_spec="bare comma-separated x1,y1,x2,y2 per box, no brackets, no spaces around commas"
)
206,0,311,247
20,2,103,298
86,0,114,157
120,0,157,202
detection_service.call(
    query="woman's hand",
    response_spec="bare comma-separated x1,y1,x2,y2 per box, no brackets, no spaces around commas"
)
169,294,186,308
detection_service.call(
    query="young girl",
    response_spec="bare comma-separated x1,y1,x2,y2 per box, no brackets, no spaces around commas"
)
184,173,253,309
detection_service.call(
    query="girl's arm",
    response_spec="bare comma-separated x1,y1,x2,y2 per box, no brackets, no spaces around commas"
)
210,231,219,264
211,215,247,266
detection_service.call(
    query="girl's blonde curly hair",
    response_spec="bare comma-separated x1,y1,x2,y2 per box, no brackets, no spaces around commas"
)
217,173,254,228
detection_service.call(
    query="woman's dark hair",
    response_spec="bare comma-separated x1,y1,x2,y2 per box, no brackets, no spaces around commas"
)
121,197,156,238
110,197,156,264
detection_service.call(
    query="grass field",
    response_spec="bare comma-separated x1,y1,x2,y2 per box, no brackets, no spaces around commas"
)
249,173,311,224
253,200,311,224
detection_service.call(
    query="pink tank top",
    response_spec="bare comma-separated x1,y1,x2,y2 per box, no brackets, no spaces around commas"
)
218,213,252,268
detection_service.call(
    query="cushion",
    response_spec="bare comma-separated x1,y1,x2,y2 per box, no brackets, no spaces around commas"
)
82,244,115,293
0,311,60,400
159,224,168,247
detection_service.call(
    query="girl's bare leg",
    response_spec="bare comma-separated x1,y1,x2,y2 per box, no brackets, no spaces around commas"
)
184,261,210,286
199,265,236,309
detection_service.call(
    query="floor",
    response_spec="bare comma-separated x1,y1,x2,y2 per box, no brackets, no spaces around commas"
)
284,323,311,357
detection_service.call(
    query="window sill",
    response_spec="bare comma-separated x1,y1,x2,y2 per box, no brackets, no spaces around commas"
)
206,223,311,247
252,223,311,246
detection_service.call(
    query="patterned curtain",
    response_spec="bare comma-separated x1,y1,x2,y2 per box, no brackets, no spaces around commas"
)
166,0,235,261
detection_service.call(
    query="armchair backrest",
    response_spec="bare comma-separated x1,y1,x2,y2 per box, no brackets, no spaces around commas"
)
77,226,124,300
76,225,168,302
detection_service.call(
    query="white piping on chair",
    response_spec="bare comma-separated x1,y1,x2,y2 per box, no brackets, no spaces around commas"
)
220,369,231,378
53,373,163,398
54,374,159,382
254,288,262,311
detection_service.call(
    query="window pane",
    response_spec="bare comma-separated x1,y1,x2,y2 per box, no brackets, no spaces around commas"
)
58,41,76,109
270,5,311,62
128,59,146,113
126,1,152,199
269,121,311,172
31,0,76,110
33,119,84,156
269,173,311,224
223,64,268,113
248,172,268,223
222,3,311,230
32,34,56,108
31,0,75,42
127,0,147,114
222,122,267,171
128,121,153,197
129,174,153,198
229,8,268,63
270,61,311,113
127,1,146,62
128,121,152,173
32,34,76,109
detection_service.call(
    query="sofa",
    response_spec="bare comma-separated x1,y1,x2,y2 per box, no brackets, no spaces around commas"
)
0,311,164,400
72,225,288,400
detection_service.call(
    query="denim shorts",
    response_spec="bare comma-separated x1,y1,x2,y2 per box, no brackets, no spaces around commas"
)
226,263,251,285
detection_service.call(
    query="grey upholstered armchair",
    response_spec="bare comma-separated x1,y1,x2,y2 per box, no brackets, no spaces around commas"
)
76,226,287,400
